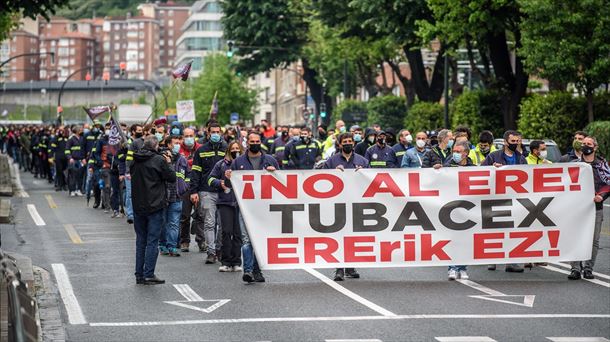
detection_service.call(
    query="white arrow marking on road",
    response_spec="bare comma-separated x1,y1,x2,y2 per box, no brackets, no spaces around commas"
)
164,284,230,313
457,279,535,308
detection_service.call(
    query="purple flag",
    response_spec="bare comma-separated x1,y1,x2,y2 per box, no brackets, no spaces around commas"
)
83,106,110,121
172,61,193,81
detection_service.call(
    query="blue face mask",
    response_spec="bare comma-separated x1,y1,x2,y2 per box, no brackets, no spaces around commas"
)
155,133,164,142
210,133,221,143
452,152,463,163
354,133,362,142
171,128,181,136
292,135,300,142
83,128,90,135
447,139,455,148
184,137,194,147
172,144,181,154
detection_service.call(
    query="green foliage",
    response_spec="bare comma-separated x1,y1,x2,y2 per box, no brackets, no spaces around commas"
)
518,92,585,152
0,12,18,42
335,99,368,127
3,0,70,20
55,0,198,19
404,101,443,134
189,54,257,125
585,121,610,159
519,0,610,100
366,95,407,129
451,90,504,140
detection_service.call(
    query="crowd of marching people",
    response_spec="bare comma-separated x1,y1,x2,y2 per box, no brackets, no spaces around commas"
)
0,117,608,285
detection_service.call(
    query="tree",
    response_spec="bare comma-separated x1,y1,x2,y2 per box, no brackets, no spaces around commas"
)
519,0,610,123
189,54,257,125
221,0,334,125
0,13,18,42
1,0,70,20
423,0,528,130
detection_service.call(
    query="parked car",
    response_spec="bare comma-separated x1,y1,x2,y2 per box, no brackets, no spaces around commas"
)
493,139,562,163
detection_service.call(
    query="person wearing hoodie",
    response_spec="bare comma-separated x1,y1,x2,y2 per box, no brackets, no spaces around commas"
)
355,128,376,157
131,135,176,285
178,127,203,252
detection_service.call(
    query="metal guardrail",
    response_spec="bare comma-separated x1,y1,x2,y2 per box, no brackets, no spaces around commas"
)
0,249,39,342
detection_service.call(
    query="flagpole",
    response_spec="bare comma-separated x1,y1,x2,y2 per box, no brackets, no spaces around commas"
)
208,90,218,120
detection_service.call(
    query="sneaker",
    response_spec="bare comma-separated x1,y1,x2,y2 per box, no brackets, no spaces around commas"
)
180,243,190,252
92,202,100,209
75,190,83,196
127,218,134,224
242,272,254,283
205,254,216,264
459,270,469,280
159,246,169,255
505,264,524,273
232,265,243,272
136,278,144,285
253,271,265,282
219,265,231,272
583,269,594,279
169,248,181,257
568,269,581,280
448,269,458,280
345,268,360,279
198,242,206,253
70,191,76,197
333,268,345,281
111,211,120,218
487,264,496,271
103,209,110,213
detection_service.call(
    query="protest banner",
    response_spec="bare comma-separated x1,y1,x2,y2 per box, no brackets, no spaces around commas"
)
231,164,596,270
176,100,196,122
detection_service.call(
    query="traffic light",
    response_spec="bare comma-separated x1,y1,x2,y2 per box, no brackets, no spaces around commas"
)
119,62,126,77
320,103,327,118
227,41,234,58
85,72,91,86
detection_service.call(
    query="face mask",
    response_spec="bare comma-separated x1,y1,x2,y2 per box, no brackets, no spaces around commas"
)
318,130,327,138
155,133,163,142
539,150,547,159
341,144,354,154
452,152,463,163
301,136,310,144
210,133,221,143
92,128,99,134
507,143,518,152
367,136,375,144
416,140,426,149
406,134,413,144
184,137,194,147
292,136,300,142
339,126,346,134
573,140,583,152
171,128,181,136
377,138,386,146
230,151,239,159
172,144,181,154
104,131,109,136
135,132,143,139
354,134,362,142
83,128,90,135
582,145,594,156
282,131,288,137
479,145,490,154
447,139,454,148
249,143,262,153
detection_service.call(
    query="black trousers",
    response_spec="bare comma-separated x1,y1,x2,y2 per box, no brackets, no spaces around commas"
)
217,205,242,266
55,158,67,189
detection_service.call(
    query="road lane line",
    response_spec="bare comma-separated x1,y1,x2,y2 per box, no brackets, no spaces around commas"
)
10,162,30,198
302,268,396,317
63,224,83,244
547,338,610,342
173,284,204,301
541,265,610,288
550,262,610,281
52,263,87,325
327,339,382,342
27,204,45,226
88,314,610,327
45,194,58,208
436,337,497,342
455,279,504,296
604,204,609,207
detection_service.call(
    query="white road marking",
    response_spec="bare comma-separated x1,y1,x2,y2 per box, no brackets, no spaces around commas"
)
165,284,230,313
88,314,610,327
27,204,45,226
547,338,610,342
303,267,397,317
436,337,497,342
52,263,86,325
327,340,382,342
550,262,610,281
174,284,204,301
541,265,610,288
456,279,535,308
604,204,609,208
11,162,29,197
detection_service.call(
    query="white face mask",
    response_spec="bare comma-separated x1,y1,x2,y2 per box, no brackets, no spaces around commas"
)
539,150,547,159
405,134,413,143
416,140,426,148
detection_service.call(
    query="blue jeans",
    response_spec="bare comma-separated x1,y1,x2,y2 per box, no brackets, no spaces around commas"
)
134,209,164,279
124,178,133,220
160,201,182,249
239,210,259,273
448,265,467,271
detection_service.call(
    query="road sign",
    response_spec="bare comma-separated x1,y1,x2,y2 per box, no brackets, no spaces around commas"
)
230,112,239,125
176,100,196,122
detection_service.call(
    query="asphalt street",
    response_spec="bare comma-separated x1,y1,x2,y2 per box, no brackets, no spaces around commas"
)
2,166,609,342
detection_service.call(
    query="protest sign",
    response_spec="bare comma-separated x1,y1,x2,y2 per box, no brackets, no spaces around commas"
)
176,100,196,122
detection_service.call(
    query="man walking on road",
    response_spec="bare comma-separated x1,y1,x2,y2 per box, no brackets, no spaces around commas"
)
131,136,176,285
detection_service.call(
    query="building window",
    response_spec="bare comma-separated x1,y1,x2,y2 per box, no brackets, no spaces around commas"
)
70,47,75,55
40,70,47,78
139,63,144,70
139,31,144,39
114,53,119,60
114,43,120,50
202,1,221,13
168,39,173,46
139,42,144,48
168,10,174,16
103,42,110,50
70,39,75,44
168,49,173,56
160,40,164,46
159,10,165,16
58,47,69,56
168,30,173,36
139,22,144,29
139,52,145,59
114,34,120,40
70,58,75,65
114,24,120,30
168,20,174,27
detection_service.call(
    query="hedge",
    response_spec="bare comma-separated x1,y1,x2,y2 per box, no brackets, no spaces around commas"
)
336,99,368,127
451,89,504,142
366,95,407,130
404,102,444,134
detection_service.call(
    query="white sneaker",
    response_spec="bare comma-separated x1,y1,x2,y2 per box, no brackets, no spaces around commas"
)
75,190,83,196
459,270,469,279
218,265,231,272
232,265,243,272
448,269,458,280
70,191,76,197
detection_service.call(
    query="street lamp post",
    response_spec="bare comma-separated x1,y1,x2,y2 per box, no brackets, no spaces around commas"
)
0,52,55,69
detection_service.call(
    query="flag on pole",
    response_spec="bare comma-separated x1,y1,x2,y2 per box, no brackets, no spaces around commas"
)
83,105,110,121
172,61,193,81
108,115,126,147
209,91,218,120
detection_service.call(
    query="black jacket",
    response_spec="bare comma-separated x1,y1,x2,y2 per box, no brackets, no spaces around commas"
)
131,148,176,216
189,140,228,194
